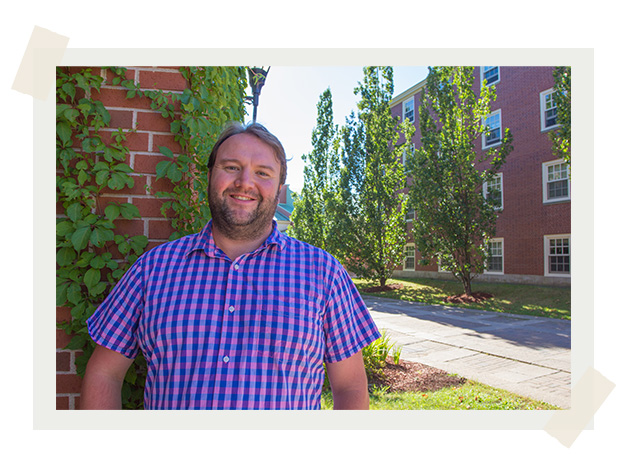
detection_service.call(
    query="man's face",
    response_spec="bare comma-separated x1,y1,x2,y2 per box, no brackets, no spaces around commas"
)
208,133,283,240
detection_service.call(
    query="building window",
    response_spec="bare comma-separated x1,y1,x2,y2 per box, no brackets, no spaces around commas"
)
402,142,415,171
403,98,415,123
483,173,503,209
405,207,415,222
542,160,570,203
544,235,570,277
540,88,558,131
481,66,500,86
482,110,502,148
486,238,504,274
404,244,415,271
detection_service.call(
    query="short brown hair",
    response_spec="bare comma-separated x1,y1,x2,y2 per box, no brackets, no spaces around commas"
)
208,122,287,185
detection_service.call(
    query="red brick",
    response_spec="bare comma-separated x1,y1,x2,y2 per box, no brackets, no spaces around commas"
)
133,197,175,218
139,70,188,92
57,329,73,349
148,219,176,240
153,134,182,154
100,130,149,152
94,87,153,110
114,218,145,238
56,306,72,323
108,109,134,130
57,352,71,372
56,396,70,410
134,153,167,175
136,110,174,133
57,373,83,393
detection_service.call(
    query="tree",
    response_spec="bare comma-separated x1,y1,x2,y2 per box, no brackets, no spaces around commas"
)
551,66,571,165
407,66,513,296
288,88,340,252
336,67,413,287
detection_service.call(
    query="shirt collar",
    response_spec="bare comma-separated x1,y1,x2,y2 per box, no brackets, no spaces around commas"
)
187,220,287,258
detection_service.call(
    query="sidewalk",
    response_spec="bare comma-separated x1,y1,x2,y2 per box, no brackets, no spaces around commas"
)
363,295,571,409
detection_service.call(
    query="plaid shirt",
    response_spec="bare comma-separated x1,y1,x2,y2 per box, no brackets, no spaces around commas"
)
87,221,380,410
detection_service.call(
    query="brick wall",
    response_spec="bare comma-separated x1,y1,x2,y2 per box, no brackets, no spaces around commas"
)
56,67,192,409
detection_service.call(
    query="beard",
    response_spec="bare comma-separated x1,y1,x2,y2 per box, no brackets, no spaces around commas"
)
208,185,279,242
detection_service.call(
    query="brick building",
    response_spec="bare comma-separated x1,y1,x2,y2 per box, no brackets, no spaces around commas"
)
390,66,571,287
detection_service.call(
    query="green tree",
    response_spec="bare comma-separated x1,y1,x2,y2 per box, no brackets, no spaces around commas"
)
288,88,340,251
407,66,513,296
550,66,571,165
338,67,412,287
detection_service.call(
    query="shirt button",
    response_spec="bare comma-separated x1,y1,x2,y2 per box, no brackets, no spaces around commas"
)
228,306,235,313
223,356,230,363
234,264,239,270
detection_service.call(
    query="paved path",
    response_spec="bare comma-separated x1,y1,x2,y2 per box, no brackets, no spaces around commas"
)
363,295,571,409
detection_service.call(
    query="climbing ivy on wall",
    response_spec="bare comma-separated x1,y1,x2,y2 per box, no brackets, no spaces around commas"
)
56,66,248,408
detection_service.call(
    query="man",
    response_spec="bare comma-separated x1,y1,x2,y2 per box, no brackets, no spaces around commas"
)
81,122,381,410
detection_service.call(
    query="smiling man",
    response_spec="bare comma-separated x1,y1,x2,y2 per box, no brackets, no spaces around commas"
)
81,122,381,410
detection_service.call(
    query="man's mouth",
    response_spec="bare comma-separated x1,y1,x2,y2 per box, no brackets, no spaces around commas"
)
229,193,257,202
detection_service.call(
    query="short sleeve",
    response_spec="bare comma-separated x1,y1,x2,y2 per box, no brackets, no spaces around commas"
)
322,264,381,363
87,258,145,359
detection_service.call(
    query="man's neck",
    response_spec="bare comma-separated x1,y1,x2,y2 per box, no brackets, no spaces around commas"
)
211,223,273,260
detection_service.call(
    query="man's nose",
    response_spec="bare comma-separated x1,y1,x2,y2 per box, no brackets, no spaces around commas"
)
234,167,254,189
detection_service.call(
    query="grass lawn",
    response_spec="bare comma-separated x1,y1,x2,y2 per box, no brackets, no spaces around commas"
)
321,380,560,410
353,277,570,320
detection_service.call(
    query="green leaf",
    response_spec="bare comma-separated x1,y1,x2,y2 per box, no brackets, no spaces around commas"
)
66,203,83,222
104,204,120,221
95,169,109,186
159,146,174,158
56,122,72,146
83,267,101,291
56,220,75,238
90,227,114,247
107,173,126,190
155,160,172,180
56,247,77,266
66,334,87,350
90,281,108,297
56,282,69,306
71,226,91,251
167,163,182,182
67,282,83,305
89,255,106,269
120,203,140,220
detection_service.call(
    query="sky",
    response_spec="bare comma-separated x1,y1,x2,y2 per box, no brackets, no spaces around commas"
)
243,66,429,194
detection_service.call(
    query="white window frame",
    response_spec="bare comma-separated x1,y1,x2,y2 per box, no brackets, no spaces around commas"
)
481,66,500,87
540,88,559,131
485,238,504,274
482,109,502,149
544,234,571,277
542,159,570,203
483,173,503,210
403,97,415,123
405,207,415,222
403,243,416,271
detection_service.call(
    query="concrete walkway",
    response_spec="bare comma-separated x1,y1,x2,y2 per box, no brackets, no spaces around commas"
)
363,295,571,409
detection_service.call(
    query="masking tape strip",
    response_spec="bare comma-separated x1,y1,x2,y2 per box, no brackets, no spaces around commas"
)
12,26,69,100
544,367,615,448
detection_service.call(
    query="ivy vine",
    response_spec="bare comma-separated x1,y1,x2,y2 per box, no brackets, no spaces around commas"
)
56,66,248,408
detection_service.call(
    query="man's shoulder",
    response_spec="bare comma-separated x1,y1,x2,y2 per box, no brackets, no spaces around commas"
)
140,230,202,263
278,232,341,266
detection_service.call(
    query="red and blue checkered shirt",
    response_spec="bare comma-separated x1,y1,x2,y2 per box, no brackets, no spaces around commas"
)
87,221,381,410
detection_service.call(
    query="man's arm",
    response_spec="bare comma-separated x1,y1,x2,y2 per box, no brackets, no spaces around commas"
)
325,350,370,410
80,345,134,410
